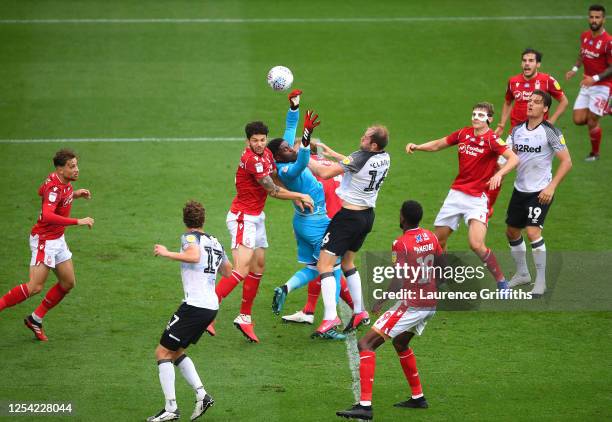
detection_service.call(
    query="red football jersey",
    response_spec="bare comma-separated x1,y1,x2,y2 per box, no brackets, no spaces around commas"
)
311,155,343,218
31,173,77,240
392,227,443,308
505,72,565,128
580,30,612,88
230,147,276,215
445,127,508,197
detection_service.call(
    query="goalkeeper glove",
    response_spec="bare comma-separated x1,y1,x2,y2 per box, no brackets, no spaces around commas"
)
288,89,302,110
301,110,320,147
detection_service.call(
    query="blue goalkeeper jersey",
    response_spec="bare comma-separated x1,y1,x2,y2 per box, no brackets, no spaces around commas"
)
276,108,327,217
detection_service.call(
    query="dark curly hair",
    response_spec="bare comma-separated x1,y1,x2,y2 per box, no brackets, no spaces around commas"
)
183,200,205,229
53,149,77,167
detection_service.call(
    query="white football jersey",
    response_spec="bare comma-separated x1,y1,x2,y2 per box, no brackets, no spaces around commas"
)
337,150,390,208
509,121,567,193
179,231,228,309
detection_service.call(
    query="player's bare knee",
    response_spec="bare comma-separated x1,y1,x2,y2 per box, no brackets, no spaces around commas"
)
469,239,485,254
392,337,409,353
59,278,75,291
506,227,521,241
357,337,373,352
26,281,43,295
525,227,542,242
155,345,173,361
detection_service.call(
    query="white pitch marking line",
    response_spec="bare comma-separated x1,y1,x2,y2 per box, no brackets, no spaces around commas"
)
0,137,244,144
340,302,361,404
0,16,583,24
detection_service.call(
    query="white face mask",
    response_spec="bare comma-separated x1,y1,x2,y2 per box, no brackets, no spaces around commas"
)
472,111,489,122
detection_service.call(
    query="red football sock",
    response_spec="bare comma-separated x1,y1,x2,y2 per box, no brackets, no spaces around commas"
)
303,277,321,314
359,351,376,403
398,348,423,398
0,283,30,311
339,276,354,310
215,270,243,303
479,248,505,283
240,272,262,315
33,283,68,319
589,126,602,155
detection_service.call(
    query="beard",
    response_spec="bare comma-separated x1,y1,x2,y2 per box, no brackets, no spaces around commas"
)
590,22,602,31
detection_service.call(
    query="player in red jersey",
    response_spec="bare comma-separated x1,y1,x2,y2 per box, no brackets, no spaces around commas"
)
336,200,444,420
405,102,518,291
490,48,568,217
214,120,315,343
566,4,612,161
496,48,568,137
0,149,94,341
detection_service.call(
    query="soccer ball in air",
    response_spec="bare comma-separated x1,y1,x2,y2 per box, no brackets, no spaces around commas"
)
267,66,293,91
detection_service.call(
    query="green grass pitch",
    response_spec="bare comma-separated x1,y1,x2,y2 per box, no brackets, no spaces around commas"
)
0,1,611,421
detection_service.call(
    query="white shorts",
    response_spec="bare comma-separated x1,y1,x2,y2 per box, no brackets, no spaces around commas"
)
373,301,435,338
226,210,268,250
573,85,610,116
29,234,72,268
434,189,489,231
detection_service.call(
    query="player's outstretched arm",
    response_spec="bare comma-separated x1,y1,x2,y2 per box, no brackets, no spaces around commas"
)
487,149,519,190
313,141,347,162
154,244,200,263
284,89,302,148
74,189,91,199
405,137,449,154
308,160,344,180
548,94,569,125
77,217,95,229
538,149,572,205
257,175,314,211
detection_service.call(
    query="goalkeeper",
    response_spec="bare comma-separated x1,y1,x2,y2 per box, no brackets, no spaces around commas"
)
267,90,346,340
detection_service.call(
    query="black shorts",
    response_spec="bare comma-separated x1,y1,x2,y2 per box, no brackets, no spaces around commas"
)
321,207,375,256
505,188,553,229
159,303,217,351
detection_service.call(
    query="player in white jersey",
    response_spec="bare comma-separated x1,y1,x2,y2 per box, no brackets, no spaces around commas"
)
505,90,572,296
147,201,232,422
309,125,391,337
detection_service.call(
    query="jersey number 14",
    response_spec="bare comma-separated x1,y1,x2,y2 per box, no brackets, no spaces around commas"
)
364,169,388,192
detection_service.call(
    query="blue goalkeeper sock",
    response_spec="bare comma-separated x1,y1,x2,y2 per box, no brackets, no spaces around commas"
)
286,266,318,293
333,268,342,303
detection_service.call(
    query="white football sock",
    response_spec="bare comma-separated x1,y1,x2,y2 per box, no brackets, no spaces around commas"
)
531,238,546,285
345,269,363,313
320,272,338,320
157,360,177,412
176,355,206,400
509,237,529,275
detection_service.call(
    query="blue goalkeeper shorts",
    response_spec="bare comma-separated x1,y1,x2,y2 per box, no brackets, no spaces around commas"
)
293,213,330,264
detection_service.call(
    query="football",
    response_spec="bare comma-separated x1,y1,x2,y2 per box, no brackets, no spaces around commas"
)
266,65,293,91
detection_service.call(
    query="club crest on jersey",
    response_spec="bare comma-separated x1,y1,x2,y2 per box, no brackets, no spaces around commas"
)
48,192,58,202
535,80,541,90
596,40,602,49
255,163,263,173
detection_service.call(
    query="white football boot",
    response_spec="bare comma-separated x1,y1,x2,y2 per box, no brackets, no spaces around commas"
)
281,310,314,324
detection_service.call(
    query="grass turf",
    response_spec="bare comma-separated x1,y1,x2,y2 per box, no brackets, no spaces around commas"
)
0,1,611,421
